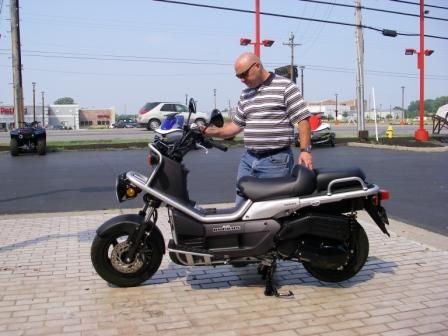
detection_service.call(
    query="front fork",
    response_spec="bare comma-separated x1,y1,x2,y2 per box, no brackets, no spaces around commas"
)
126,196,161,262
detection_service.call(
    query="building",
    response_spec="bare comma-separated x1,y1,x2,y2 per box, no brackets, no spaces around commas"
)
0,105,49,129
48,104,80,129
308,99,353,120
79,108,115,129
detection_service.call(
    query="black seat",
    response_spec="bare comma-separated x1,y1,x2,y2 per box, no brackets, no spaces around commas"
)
237,165,316,202
314,167,366,192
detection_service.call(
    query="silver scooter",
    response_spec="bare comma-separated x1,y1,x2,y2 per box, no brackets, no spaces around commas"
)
91,98,390,296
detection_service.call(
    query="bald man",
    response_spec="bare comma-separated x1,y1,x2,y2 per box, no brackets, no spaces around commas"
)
204,52,313,203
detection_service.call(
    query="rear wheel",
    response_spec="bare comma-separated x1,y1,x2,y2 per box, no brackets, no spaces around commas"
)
10,138,19,156
147,119,161,131
37,139,46,155
91,225,164,287
303,222,369,282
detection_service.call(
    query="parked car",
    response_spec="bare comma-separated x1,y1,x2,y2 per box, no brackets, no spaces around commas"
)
113,119,138,128
137,102,210,131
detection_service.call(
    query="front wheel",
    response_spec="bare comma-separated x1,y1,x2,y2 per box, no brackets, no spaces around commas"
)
37,139,46,155
303,222,369,282
91,225,164,287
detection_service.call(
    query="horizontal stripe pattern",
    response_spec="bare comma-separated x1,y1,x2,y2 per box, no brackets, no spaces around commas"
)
233,73,310,150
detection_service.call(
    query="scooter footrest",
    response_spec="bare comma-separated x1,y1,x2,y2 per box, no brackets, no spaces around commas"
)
168,239,213,257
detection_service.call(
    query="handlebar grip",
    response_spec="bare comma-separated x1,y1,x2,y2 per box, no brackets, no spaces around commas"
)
207,139,228,152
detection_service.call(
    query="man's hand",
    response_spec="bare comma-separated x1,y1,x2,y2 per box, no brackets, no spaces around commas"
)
298,151,313,170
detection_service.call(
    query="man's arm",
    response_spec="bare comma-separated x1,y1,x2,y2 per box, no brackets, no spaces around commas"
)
204,121,242,138
297,117,313,169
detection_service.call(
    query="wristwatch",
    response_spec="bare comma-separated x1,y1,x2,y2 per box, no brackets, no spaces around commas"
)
300,145,312,153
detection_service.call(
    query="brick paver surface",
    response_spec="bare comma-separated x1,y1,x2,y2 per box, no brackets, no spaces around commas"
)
0,209,447,336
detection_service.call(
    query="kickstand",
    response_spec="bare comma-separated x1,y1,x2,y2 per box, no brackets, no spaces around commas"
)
259,259,294,298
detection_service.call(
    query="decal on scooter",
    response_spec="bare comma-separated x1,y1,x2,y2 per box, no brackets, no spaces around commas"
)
212,225,242,233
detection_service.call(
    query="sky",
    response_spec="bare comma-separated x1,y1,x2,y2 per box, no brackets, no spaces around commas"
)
0,0,447,115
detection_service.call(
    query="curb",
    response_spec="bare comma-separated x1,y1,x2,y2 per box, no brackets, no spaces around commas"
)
347,141,448,152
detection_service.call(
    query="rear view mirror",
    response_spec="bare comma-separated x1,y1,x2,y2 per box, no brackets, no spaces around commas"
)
210,109,224,128
188,98,196,114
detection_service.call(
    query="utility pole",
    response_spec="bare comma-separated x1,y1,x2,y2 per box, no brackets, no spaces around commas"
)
41,91,45,126
32,82,36,122
283,32,301,83
213,89,217,109
10,0,24,127
185,94,188,105
354,0,367,139
299,66,305,97
401,86,405,121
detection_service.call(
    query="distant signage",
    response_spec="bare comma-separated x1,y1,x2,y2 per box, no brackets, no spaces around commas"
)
0,107,14,115
0,106,28,114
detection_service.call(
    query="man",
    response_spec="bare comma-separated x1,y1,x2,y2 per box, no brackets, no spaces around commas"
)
204,52,313,201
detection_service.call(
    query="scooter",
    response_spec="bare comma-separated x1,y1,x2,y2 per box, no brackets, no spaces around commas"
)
91,98,390,297
296,113,336,147
311,114,335,147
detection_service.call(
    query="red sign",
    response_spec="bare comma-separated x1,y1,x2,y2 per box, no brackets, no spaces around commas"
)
0,107,14,115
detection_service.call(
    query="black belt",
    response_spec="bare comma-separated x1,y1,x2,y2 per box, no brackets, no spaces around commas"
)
247,146,289,158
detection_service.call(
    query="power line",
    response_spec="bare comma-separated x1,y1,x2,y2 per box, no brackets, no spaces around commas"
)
388,0,448,11
153,0,448,40
1,53,447,81
297,0,448,21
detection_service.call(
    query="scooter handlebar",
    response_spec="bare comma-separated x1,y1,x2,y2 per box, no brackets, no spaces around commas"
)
204,138,228,152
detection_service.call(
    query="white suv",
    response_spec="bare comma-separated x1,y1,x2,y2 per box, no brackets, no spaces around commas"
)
137,102,210,131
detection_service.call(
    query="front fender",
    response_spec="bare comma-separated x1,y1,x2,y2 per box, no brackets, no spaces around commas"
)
96,214,166,254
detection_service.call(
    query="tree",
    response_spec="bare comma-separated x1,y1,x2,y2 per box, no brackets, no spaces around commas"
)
54,97,75,105
407,96,448,117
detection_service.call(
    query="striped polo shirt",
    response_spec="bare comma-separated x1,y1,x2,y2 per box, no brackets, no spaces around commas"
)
233,73,311,151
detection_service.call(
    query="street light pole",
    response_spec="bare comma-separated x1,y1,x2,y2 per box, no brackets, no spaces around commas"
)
41,91,45,126
415,0,429,141
32,82,36,122
299,65,305,97
335,93,339,125
401,86,405,121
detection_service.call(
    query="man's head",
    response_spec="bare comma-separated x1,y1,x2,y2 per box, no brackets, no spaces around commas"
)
234,52,270,88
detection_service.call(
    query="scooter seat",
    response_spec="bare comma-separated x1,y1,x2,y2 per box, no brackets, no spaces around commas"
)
314,167,366,192
237,165,316,202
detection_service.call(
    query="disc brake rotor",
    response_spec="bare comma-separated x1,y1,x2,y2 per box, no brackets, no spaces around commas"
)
110,241,145,273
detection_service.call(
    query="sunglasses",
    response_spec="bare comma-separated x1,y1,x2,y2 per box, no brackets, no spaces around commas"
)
236,63,257,79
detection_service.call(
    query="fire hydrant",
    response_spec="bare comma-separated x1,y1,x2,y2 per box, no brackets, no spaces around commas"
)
386,125,394,138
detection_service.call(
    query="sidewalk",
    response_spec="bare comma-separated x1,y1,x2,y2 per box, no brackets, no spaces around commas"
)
0,208,447,336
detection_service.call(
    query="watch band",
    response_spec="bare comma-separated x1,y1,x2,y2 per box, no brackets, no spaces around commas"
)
300,145,312,153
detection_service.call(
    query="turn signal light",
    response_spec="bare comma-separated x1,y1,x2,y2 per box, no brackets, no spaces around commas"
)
126,187,137,199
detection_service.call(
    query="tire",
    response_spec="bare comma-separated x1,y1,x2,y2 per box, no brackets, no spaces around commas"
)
194,118,206,127
37,139,46,155
10,138,19,156
147,119,161,131
303,222,369,283
91,224,164,287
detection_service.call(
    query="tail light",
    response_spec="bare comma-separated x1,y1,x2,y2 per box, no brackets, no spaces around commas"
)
372,189,390,206
138,108,148,115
